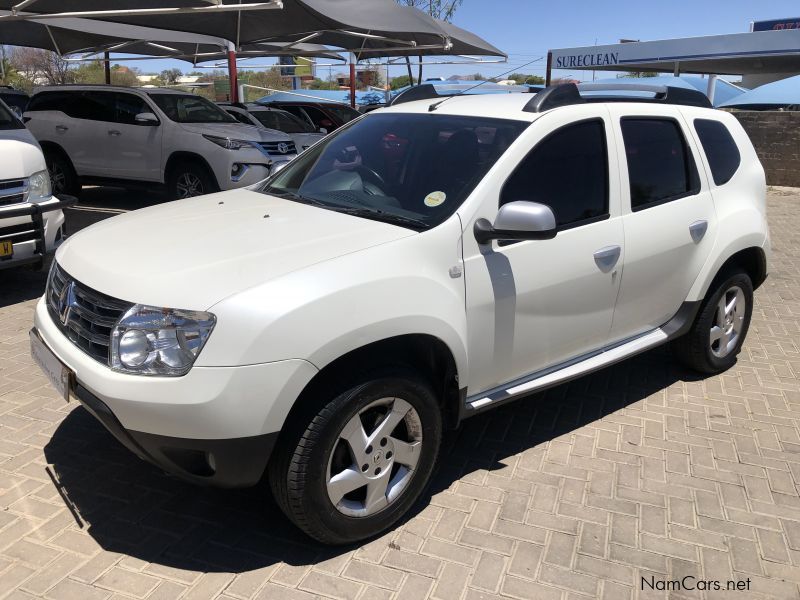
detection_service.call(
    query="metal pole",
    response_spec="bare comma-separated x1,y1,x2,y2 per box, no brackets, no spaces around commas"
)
104,51,111,84
227,40,239,102
545,51,552,86
706,73,717,104
349,52,356,108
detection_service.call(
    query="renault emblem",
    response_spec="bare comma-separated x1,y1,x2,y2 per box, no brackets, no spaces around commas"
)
58,281,77,325
277,142,289,154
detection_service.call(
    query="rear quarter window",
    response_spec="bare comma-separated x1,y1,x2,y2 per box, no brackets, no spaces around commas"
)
694,119,741,186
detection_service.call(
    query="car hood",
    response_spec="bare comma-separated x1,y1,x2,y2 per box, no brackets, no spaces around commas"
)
291,132,326,149
0,137,45,179
55,189,415,310
179,122,291,142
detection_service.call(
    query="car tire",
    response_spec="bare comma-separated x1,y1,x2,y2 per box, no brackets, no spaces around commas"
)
167,162,218,199
269,370,442,545
671,270,753,374
44,150,80,197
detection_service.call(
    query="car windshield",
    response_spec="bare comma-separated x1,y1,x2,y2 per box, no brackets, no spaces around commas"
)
326,104,360,124
0,92,28,116
262,112,529,230
253,109,315,133
0,99,24,130
150,94,237,124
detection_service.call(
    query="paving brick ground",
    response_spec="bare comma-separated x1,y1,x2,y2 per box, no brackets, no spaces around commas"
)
1,188,800,599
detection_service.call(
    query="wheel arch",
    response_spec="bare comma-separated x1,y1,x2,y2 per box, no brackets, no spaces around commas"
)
39,141,76,171
164,151,220,188
275,333,463,446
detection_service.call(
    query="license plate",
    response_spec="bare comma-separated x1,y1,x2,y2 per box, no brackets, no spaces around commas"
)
30,330,72,402
0,240,11,259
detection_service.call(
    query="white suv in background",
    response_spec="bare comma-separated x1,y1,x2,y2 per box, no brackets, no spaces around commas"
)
31,83,769,544
24,86,297,199
0,99,71,270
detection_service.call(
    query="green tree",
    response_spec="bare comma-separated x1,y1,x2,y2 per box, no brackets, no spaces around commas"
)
508,73,545,85
160,68,183,85
396,0,463,21
627,71,658,78
390,74,416,89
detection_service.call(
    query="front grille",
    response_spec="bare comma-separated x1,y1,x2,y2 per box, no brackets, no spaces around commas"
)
0,178,27,208
46,262,133,364
257,141,297,155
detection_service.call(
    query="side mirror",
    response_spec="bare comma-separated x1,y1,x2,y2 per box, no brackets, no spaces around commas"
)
135,112,159,125
318,127,328,134
474,201,557,245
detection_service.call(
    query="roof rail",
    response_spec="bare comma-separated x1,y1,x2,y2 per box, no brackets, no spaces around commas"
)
523,82,713,113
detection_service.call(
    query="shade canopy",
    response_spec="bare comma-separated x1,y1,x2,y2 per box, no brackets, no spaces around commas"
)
0,0,452,53
591,75,746,108
718,74,800,109
353,17,504,60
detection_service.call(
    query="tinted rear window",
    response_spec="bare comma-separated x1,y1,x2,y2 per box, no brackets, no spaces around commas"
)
621,118,700,211
694,119,741,185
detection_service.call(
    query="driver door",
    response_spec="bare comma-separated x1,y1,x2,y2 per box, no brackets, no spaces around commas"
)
462,107,625,395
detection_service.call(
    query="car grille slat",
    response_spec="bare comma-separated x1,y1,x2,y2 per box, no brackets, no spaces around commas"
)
257,141,296,155
46,262,133,364
0,178,27,208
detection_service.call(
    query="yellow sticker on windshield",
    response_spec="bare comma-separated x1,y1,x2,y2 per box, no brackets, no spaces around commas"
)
424,191,446,207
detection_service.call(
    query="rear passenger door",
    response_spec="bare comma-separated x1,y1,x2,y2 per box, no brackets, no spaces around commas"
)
108,92,163,181
608,106,717,343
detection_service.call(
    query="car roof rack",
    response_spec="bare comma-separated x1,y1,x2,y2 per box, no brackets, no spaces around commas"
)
523,82,712,113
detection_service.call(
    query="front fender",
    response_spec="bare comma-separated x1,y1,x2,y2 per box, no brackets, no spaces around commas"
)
199,217,469,380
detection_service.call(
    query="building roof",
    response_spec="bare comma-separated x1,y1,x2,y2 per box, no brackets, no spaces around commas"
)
718,74,800,108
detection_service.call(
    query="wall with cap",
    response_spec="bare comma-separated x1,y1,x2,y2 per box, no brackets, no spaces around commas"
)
728,110,800,187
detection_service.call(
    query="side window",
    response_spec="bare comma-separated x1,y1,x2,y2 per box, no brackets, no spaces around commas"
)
28,91,69,113
501,119,609,229
61,91,115,122
694,119,741,186
621,118,700,211
228,110,252,126
115,93,151,125
300,106,330,129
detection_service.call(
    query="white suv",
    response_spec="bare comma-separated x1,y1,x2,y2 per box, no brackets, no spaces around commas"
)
31,83,770,544
0,99,71,270
219,103,326,152
24,86,297,199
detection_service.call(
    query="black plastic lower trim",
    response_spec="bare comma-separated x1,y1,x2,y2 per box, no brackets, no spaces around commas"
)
73,383,277,488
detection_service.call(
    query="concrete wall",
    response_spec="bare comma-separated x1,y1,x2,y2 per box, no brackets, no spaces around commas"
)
728,110,800,187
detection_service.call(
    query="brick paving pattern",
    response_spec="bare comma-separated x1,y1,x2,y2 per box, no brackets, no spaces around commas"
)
1,188,800,599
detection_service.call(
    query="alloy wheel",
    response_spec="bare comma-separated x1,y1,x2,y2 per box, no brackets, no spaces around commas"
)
326,397,423,517
709,285,746,358
175,172,204,198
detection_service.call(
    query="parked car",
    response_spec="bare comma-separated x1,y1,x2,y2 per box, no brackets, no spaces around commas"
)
24,86,297,199
255,98,360,132
219,102,325,152
0,98,72,270
0,86,30,118
31,84,769,545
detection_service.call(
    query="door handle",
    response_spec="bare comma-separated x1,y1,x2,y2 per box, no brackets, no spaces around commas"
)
55,125,68,132
108,130,121,136
689,220,708,243
593,245,621,273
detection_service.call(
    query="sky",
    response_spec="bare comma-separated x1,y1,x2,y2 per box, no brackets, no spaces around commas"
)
117,0,800,82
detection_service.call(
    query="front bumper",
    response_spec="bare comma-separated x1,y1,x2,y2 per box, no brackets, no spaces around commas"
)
72,380,277,487
33,297,318,487
0,196,76,270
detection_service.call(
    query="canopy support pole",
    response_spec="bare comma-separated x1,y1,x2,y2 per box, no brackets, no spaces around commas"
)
104,52,111,84
545,51,552,86
706,73,717,103
227,41,239,103
349,52,356,108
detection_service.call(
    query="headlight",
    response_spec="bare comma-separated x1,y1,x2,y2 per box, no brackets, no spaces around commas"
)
27,170,51,201
110,305,216,376
203,134,252,151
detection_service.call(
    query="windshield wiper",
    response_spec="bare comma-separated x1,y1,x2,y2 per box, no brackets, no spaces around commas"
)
334,207,431,230
263,188,327,207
